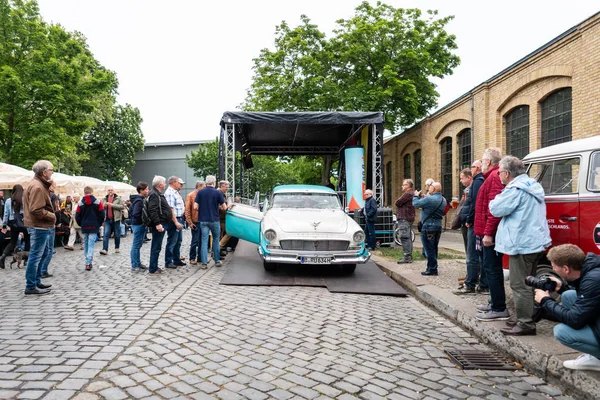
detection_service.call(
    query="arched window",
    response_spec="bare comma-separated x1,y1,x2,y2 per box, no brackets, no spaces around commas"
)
386,162,392,206
506,105,529,159
440,138,453,200
542,88,572,147
403,154,411,179
458,129,471,170
414,149,422,189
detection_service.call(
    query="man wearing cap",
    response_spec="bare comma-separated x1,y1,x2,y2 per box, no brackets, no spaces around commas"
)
164,176,185,269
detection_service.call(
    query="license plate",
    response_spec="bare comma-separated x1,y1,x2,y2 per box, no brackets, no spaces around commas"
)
301,256,331,264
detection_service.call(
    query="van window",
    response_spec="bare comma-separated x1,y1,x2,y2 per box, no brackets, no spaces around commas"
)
589,152,600,191
527,157,580,195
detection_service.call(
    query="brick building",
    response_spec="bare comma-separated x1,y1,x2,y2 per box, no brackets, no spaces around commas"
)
383,12,599,212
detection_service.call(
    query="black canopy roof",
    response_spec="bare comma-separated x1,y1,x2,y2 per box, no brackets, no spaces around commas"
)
220,111,384,155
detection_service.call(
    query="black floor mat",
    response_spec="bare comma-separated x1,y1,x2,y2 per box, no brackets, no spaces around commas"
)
220,241,407,297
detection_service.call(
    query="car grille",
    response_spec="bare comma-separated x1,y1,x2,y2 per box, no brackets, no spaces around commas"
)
279,240,349,251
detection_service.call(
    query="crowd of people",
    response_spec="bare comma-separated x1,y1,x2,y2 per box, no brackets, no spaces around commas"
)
2,160,236,291
393,147,600,372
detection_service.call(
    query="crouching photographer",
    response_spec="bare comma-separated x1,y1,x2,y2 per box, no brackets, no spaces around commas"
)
534,244,600,372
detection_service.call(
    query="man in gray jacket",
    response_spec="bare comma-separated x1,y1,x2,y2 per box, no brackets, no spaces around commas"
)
100,187,124,255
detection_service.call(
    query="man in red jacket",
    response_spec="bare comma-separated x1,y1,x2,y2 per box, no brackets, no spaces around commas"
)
473,148,509,321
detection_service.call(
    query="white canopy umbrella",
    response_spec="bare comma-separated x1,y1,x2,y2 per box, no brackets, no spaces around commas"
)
0,162,33,189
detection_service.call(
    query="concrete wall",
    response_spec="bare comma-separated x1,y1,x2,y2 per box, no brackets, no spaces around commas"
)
132,141,210,199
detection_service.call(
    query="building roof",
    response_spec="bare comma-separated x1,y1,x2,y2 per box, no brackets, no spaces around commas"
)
144,140,211,147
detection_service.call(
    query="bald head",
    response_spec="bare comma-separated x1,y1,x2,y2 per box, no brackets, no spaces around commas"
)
432,182,442,193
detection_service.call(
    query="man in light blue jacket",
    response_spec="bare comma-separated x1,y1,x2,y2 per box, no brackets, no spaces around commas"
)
490,156,551,336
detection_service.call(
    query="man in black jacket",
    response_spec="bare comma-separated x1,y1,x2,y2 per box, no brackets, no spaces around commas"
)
147,176,174,275
363,189,378,250
536,244,600,371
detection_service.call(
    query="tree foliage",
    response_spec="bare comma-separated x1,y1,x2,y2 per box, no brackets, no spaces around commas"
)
82,104,144,181
244,1,459,133
0,0,142,181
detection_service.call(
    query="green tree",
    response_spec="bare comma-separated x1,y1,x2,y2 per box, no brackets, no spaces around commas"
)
186,138,220,182
0,0,118,170
244,1,459,132
81,104,144,182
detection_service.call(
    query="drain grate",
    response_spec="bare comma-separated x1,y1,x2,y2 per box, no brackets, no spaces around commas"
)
445,350,520,370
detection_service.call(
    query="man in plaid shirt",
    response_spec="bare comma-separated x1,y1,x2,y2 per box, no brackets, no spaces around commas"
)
395,179,416,263
164,176,186,269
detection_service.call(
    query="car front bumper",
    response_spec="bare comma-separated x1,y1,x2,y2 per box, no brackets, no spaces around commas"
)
258,246,370,265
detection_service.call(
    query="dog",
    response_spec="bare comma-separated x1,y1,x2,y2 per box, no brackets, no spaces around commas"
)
9,250,29,269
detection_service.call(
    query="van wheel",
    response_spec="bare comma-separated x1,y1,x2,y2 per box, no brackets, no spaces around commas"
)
263,261,276,272
341,264,356,274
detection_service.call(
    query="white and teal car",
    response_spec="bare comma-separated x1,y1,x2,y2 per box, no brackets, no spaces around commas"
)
225,185,370,273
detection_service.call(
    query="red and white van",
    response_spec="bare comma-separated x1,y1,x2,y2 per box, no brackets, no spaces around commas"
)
523,136,600,267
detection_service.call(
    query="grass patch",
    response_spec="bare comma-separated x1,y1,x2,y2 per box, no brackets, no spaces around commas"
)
373,246,465,262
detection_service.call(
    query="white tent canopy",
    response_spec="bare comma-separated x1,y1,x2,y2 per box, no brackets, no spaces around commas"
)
0,163,136,198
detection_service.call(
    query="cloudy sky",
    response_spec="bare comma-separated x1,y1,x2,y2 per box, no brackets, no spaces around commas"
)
36,1,599,143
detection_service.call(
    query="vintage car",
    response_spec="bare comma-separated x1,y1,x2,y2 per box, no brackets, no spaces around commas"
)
225,185,370,273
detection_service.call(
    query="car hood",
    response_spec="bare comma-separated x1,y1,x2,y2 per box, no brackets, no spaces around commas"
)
266,209,348,233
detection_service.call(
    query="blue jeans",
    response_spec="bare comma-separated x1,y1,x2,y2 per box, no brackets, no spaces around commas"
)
103,220,120,251
480,244,505,312
149,227,166,273
200,221,220,265
465,226,484,289
365,219,376,249
25,228,53,290
554,290,600,359
165,218,183,265
422,228,441,273
189,223,200,261
83,233,97,266
40,227,55,274
130,224,145,269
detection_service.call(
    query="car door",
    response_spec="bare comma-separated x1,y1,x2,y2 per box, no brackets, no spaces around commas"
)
528,157,581,247
583,151,600,252
225,204,263,245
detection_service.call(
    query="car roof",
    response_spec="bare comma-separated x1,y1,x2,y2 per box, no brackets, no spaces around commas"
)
273,184,336,194
523,136,600,161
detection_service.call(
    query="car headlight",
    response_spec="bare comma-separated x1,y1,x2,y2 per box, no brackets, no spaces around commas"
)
353,231,365,243
264,229,277,241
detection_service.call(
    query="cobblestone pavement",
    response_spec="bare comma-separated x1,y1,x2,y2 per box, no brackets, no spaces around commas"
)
0,232,574,399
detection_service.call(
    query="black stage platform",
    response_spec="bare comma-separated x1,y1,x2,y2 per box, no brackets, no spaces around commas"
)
220,241,407,297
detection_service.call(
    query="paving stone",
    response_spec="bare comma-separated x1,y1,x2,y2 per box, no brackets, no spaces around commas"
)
125,385,152,399
98,387,128,400
16,390,45,399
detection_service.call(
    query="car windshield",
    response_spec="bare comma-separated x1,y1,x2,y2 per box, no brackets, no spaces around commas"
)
271,193,341,210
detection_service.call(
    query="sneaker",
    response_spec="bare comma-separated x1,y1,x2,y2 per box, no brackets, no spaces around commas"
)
476,285,490,294
100,250,108,255
64,245,74,251
115,249,120,253
190,260,197,265
476,303,491,312
42,272,53,278
397,257,413,264
563,354,600,371
149,269,163,275
200,264,208,270
138,264,148,270
215,261,223,267
476,309,510,321
165,264,177,269
85,264,92,271
453,286,476,295
131,267,141,272
24,287,51,295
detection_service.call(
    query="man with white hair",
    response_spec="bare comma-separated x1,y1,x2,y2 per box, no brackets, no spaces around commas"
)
195,175,226,269
147,175,173,274
64,194,83,251
164,176,186,268
363,189,378,250
22,160,56,295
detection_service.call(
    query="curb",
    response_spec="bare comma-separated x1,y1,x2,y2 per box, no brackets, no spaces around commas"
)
373,256,600,400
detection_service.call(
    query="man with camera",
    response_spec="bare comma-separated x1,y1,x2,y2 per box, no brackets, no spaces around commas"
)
535,244,600,371
489,156,551,335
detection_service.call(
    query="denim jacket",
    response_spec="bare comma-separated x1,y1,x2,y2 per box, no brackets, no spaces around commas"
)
413,192,446,232
2,198,23,225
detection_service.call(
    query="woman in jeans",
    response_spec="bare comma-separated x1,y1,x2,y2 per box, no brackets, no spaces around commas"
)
0,184,30,268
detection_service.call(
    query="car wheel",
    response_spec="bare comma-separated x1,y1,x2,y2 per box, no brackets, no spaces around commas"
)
263,261,277,272
341,264,356,274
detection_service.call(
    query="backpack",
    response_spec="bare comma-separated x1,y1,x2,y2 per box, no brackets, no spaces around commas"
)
141,194,160,227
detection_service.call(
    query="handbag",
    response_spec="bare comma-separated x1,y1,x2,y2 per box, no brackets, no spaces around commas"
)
14,212,25,229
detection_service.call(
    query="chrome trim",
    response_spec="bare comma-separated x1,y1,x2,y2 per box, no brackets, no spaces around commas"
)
258,247,370,265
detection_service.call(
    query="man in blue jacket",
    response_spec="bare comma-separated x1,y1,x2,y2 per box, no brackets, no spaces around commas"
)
490,156,551,335
363,189,378,250
536,244,600,371
129,181,149,272
75,186,105,271
413,182,446,276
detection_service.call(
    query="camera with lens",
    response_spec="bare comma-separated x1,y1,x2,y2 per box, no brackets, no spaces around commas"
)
524,275,557,292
